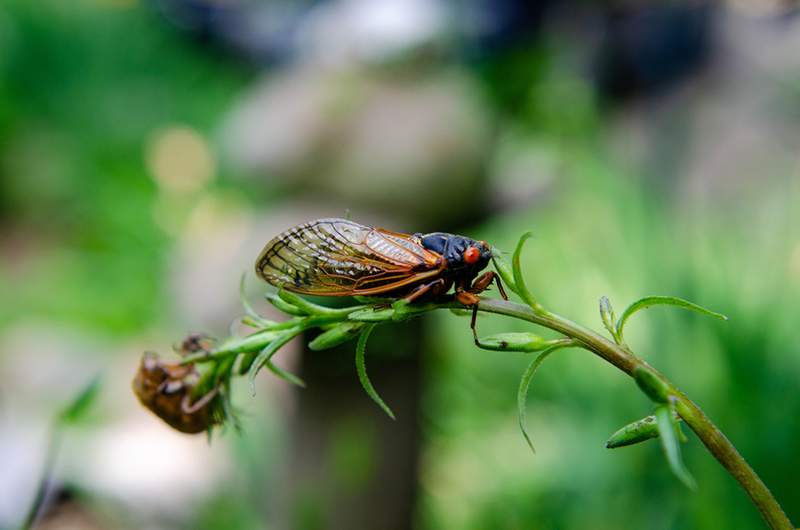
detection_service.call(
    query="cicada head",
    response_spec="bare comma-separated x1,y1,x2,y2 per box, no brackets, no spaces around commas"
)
420,233,492,278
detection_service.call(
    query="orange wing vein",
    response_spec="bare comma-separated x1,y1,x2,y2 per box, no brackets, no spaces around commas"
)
255,218,443,296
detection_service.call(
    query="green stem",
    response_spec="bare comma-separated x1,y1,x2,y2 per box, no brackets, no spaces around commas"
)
20,427,61,530
168,295,792,529
474,298,793,530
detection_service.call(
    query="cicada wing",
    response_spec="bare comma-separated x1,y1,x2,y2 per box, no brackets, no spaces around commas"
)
255,218,442,296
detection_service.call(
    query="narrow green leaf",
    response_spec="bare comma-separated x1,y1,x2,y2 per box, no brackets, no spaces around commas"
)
355,324,395,419
247,331,302,392
265,293,306,316
264,358,306,388
238,352,257,375
278,289,340,316
490,249,519,296
218,383,242,433
309,322,365,351
606,412,688,449
59,375,102,424
616,295,728,343
599,296,619,342
239,273,275,327
655,403,697,489
476,332,549,353
511,232,542,312
606,415,659,449
517,343,572,453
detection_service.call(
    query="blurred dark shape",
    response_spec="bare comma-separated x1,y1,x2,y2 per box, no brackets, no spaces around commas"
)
33,488,106,530
177,333,215,355
594,3,715,100
464,0,552,55
132,352,219,434
224,68,492,230
286,324,421,530
151,0,312,64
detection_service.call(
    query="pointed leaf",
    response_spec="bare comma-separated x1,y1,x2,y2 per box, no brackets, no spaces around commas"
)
355,324,395,419
264,358,306,388
655,403,696,489
477,332,549,352
309,322,365,351
60,375,102,424
616,296,727,343
512,232,541,311
605,415,659,449
239,273,274,327
606,412,688,449
265,293,306,316
490,249,519,296
517,342,573,453
247,331,302,392
278,289,339,316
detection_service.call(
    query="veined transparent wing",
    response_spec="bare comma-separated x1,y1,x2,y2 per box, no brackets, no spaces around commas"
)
255,218,443,296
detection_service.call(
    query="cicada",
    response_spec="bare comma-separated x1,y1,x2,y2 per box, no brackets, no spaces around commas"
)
255,218,506,307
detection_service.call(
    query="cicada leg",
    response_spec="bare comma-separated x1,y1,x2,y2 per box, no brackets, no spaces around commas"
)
468,271,508,300
458,271,509,347
181,386,220,414
404,278,448,304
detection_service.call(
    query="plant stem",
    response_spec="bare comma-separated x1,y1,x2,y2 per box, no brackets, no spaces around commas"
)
474,298,793,530
20,427,61,530
173,295,792,529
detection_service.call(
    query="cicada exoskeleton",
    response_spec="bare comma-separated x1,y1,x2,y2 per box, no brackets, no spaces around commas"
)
132,353,219,434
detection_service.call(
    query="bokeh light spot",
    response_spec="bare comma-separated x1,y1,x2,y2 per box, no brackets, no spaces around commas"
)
146,125,215,194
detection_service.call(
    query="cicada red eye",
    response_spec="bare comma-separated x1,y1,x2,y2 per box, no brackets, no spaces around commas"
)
464,246,481,265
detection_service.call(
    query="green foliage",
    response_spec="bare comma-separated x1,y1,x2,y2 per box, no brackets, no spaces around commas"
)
655,402,697,490
516,343,573,453
354,325,395,420
616,296,728,345
511,232,543,312
605,414,660,449
6,3,800,527
606,413,687,449
599,296,619,342
491,249,518,297
59,375,102,425
475,332,549,352
0,0,248,335
309,322,366,351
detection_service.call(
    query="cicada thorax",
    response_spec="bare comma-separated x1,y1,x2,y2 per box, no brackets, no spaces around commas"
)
132,352,219,434
416,232,493,287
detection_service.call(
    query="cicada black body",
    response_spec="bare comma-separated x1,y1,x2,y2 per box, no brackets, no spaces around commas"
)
255,218,505,305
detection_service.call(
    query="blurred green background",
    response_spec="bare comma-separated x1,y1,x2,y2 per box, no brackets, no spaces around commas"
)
2,1,799,529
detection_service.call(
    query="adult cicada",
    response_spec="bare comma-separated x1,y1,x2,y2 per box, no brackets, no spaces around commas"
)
255,218,506,307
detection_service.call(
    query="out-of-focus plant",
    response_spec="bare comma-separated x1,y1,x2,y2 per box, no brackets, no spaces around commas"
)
134,234,795,530
21,377,102,530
